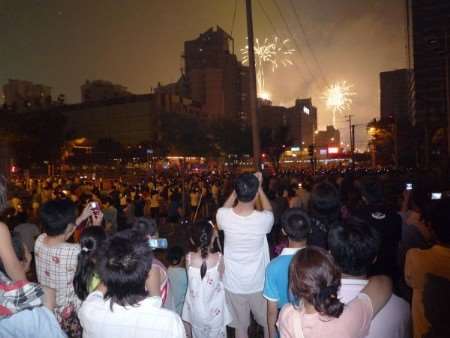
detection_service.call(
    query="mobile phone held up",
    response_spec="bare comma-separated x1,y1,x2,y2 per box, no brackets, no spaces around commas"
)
406,183,413,191
431,192,442,200
90,201,100,210
148,238,168,249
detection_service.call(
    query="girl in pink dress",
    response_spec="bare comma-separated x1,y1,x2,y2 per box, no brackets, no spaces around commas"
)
277,246,392,338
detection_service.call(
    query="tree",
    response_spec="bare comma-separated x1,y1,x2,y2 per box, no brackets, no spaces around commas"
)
367,119,395,166
9,110,68,168
159,112,213,156
210,118,252,156
260,125,291,173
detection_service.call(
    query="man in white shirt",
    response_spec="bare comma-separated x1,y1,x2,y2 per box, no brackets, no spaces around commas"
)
78,231,185,338
216,172,274,338
328,218,411,338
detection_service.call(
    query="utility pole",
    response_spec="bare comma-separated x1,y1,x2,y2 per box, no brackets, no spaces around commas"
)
345,114,355,168
245,0,261,170
351,124,356,165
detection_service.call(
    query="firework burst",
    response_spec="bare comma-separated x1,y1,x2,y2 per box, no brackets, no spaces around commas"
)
322,81,356,127
241,37,295,97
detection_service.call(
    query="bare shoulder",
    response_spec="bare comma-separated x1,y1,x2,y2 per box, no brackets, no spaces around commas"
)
0,222,11,241
0,222,8,232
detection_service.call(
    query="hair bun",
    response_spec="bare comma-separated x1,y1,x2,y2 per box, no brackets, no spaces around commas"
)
316,284,343,317
318,285,338,302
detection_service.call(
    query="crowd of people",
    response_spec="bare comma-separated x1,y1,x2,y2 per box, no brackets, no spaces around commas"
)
0,168,449,338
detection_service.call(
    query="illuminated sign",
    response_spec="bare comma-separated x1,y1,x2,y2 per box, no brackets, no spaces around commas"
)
291,147,300,152
328,147,339,154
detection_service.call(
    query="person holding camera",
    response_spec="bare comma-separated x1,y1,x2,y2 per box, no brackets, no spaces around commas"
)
216,172,274,338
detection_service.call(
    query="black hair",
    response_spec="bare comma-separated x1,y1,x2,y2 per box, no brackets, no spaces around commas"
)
100,195,112,205
97,230,153,309
234,173,259,202
73,227,107,301
309,182,341,225
328,218,380,276
189,220,213,279
167,246,185,266
359,177,384,206
132,217,157,237
0,234,25,274
281,208,311,242
0,176,7,213
15,211,28,224
40,199,77,236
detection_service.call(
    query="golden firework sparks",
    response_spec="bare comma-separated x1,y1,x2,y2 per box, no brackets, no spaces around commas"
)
241,37,295,97
322,81,356,127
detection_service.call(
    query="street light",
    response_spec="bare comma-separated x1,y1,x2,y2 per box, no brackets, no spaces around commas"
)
367,126,378,168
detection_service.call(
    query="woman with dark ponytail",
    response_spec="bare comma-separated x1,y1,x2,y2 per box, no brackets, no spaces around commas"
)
278,246,392,338
73,227,106,301
182,219,231,338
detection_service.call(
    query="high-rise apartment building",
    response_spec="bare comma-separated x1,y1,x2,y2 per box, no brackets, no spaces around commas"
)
407,0,450,165
380,69,415,166
183,26,249,120
380,69,411,121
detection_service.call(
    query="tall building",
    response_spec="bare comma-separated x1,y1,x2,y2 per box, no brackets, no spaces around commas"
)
81,80,132,103
258,104,289,132
256,98,318,148
183,26,249,120
289,98,318,146
380,69,411,121
380,69,414,166
2,79,52,111
407,0,450,165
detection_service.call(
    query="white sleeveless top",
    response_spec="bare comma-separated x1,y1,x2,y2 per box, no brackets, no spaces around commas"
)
182,253,231,332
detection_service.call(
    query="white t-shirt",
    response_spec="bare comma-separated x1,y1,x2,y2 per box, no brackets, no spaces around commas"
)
339,278,411,338
216,207,274,294
79,291,186,338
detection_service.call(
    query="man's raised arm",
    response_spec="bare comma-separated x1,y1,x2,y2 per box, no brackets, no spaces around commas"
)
255,172,272,212
223,190,237,208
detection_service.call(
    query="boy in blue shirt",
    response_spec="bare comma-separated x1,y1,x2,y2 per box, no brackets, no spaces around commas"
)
263,208,310,338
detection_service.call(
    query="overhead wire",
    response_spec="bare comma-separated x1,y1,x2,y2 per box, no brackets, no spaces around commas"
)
269,0,320,84
230,0,238,37
255,0,305,77
287,0,329,87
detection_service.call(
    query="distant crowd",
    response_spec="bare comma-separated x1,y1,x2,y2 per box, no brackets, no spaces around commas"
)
0,169,449,338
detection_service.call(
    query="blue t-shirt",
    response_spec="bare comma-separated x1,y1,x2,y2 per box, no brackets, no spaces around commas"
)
263,248,303,309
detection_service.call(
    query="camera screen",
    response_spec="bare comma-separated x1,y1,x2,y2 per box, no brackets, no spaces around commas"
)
431,192,442,200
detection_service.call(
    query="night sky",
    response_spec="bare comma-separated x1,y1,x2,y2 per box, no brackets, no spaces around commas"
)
1,0,406,146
